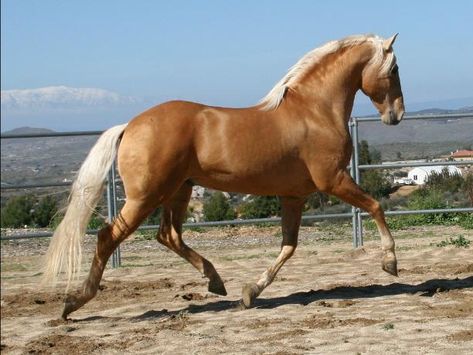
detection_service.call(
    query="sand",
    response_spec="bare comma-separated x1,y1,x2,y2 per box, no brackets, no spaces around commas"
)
1,224,472,354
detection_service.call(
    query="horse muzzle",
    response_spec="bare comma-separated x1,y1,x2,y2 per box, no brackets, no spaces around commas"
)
381,98,405,125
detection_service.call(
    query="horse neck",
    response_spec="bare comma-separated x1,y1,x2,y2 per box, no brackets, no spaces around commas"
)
289,43,375,126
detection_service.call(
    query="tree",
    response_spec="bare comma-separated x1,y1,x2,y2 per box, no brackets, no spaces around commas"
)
359,140,372,165
1,195,34,228
357,140,391,199
360,170,392,199
240,196,280,219
203,192,236,221
359,140,381,165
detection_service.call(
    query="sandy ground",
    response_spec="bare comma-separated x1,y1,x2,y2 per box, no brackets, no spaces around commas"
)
1,224,473,354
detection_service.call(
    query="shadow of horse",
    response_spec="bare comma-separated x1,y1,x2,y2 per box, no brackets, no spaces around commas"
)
72,276,473,323
138,276,473,319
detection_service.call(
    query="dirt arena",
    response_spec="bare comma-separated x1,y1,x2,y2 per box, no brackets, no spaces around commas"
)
1,224,472,354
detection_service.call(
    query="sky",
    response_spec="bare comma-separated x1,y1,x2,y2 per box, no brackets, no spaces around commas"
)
1,0,473,131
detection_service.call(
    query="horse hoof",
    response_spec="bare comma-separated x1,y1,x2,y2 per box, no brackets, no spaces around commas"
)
241,283,259,308
208,278,227,296
62,295,76,320
382,256,398,277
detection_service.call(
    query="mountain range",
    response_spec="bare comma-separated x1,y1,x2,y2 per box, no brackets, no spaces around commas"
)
1,86,140,110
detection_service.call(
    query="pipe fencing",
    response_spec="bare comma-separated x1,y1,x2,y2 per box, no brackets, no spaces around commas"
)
1,113,472,266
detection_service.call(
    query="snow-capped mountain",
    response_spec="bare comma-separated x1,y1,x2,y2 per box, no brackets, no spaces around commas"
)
1,86,141,110
1,85,152,131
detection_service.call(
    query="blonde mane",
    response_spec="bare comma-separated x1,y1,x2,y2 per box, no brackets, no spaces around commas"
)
258,34,395,111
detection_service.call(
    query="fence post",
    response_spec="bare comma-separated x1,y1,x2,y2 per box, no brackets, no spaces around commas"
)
107,161,121,268
353,117,363,247
350,117,363,247
349,118,359,247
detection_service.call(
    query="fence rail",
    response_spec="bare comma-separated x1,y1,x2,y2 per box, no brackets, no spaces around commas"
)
1,113,472,266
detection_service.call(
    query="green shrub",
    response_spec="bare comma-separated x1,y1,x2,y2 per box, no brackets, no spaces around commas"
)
87,214,106,229
426,167,463,193
32,195,58,227
363,187,473,230
1,195,34,228
239,196,280,219
144,207,162,226
306,192,329,210
203,192,236,221
360,170,392,199
464,173,473,204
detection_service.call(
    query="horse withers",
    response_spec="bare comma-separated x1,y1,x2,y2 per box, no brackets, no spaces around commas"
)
43,34,404,319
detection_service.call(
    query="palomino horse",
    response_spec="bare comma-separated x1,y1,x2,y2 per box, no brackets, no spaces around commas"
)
44,34,404,319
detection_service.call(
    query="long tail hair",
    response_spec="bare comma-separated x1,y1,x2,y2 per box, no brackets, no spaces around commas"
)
43,123,128,289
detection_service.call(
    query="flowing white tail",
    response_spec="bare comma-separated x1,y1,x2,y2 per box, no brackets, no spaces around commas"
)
43,123,128,288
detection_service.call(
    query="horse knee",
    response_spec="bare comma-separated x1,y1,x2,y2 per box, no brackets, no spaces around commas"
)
370,201,384,220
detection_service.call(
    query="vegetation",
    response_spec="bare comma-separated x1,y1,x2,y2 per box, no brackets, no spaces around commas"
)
1,195,35,228
463,173,473,204
425,167,464,193
1,194,59,228
32,195,59,227
436,235,470,248
203,192,236,221
239,196,280,219
358,140,392,199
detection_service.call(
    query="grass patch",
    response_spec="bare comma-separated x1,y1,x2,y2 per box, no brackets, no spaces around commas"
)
364,211,473,231
382,323,395,330
435,235,470,248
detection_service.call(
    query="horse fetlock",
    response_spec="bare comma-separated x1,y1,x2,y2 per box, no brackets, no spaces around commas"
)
241,283,260,309
381,252,398,277
208,276,227,296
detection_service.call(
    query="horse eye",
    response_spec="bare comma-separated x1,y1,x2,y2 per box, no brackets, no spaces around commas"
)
391,65,399,75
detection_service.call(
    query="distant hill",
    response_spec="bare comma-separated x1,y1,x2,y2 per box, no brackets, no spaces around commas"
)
358,106,473,118
407,106,473,116
2,127,56,136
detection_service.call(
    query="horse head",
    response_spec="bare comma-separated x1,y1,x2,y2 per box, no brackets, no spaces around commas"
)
361,34,405,125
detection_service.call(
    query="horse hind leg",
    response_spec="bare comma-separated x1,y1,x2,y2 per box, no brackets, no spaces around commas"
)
241,196,305,308
157,183,227,296
62,199,155,319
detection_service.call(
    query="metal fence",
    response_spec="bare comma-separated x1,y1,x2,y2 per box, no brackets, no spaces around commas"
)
1,113,472,267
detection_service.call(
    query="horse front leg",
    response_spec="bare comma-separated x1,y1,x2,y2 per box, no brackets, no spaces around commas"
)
327,171,398,276
241,196,305,308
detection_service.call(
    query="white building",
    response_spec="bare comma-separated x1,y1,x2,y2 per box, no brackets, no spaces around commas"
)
407,166,462,185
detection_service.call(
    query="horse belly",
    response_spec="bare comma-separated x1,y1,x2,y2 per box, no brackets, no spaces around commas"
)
192,160,316,196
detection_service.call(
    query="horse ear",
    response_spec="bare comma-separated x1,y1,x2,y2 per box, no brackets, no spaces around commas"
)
383,33,398,51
